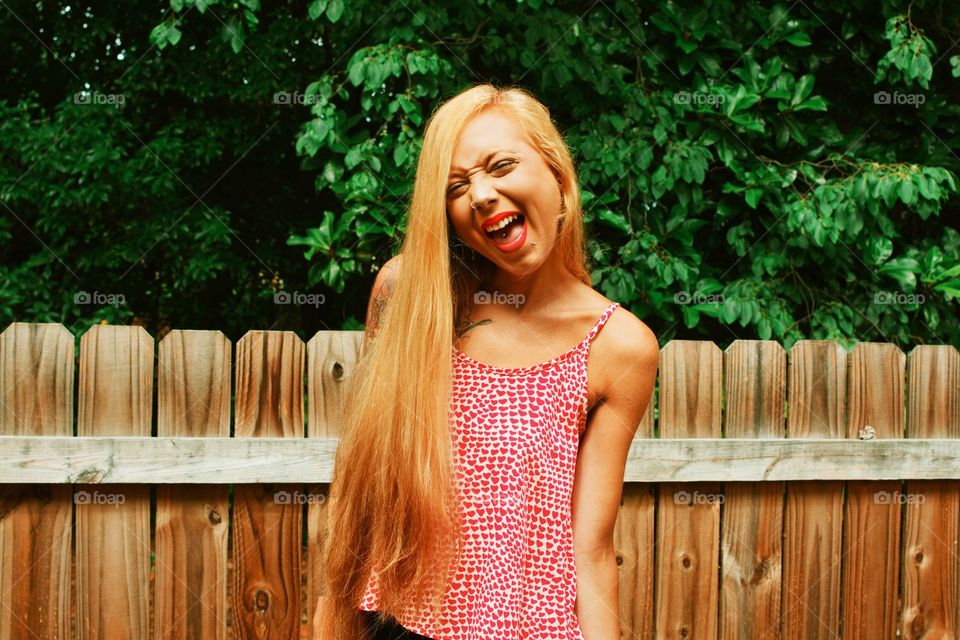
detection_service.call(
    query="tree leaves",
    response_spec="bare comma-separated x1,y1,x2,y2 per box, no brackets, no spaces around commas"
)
11,0,956,346
875,14,937,89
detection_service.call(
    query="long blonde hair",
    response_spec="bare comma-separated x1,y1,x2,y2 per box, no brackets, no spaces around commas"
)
317,83,592,639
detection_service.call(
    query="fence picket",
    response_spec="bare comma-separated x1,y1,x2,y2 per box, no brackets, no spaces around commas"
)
656,340,723,639
841,343,905,640
155,330,231,639
231,331,304,639
76,325,153,639
721,340,786,640
783,340,845,640
0,323,74,640
902,345,960,639
615,363,656,640
305,329,364,636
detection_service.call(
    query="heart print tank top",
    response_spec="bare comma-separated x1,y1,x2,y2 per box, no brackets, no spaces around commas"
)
359,301,621,639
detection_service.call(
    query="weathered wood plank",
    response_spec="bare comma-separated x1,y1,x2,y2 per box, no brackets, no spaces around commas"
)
232,331,304,640
0,323,74,640
75,325,152,640
305,329,363,638
783,341,845,640
2,436,960,483
842,343,904,640
616,377,656,640
656,340,722,639
155,330,231,640
720,340,785,640
902,345,960,640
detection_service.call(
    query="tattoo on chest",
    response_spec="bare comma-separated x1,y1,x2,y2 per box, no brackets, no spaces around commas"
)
454,316,491,340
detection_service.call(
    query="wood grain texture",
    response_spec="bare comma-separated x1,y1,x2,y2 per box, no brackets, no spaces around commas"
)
842,343,904,640
720,340,785,640
76,325,153,640
305,329,362,637
783,341,845,640
2,436,960,483
616,384,656,640
232,331,304,640
656,340,722,639
155,330,231,640
0,323,74,640
901,345,960,640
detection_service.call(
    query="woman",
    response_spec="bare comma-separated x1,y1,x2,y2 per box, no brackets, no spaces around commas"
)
315,83,659,640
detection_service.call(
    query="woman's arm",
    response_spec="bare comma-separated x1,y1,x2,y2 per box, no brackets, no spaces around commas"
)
571,314,659,640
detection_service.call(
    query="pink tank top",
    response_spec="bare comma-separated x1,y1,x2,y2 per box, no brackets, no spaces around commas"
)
359,302,621,639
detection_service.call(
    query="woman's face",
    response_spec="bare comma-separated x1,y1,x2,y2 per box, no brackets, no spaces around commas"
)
446,108,563,276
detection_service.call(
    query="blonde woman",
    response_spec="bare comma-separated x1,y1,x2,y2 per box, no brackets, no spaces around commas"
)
314,83,659,640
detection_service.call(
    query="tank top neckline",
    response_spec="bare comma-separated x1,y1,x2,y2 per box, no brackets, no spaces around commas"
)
452,302,620,375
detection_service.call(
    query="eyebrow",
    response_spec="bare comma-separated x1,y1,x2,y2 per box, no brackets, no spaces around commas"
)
448,150,511,179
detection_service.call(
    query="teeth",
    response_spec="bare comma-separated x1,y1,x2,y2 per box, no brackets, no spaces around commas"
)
485,214,519,233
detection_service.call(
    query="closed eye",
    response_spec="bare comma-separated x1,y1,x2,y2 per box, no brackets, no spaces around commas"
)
447,160,515,197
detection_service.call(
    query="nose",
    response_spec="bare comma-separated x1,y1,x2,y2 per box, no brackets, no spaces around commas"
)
468,175,498,211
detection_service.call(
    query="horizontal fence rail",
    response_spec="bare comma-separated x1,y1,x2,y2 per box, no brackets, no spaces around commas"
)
0,322,958,640
2,436,960,483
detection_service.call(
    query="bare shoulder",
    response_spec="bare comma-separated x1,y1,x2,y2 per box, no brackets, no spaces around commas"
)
364,253,404,344
593,302,660,400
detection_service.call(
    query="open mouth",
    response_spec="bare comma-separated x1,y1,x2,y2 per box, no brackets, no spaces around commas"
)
484,213,525,245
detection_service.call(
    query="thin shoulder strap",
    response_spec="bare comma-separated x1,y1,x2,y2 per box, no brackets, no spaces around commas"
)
585,302,620,345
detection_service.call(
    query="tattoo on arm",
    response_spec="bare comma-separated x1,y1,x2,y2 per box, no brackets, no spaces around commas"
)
365,263,397,345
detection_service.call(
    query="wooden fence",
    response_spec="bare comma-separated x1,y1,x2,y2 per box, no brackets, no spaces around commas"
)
0,322,958,639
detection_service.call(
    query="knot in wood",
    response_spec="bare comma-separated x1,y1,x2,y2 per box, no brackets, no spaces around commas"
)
254,588,270,611
332,362,344,380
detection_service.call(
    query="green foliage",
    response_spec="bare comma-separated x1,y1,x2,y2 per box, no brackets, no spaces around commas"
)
1,0,958,349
